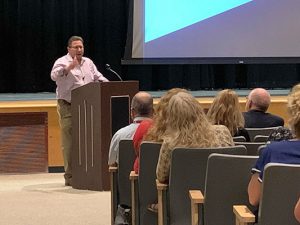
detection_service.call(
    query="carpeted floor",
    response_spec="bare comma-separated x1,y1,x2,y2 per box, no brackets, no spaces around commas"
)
0,173,110,225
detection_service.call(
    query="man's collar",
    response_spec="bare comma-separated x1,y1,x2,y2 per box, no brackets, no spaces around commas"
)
133,116,150,123
66,53,85,65
249,109,265,113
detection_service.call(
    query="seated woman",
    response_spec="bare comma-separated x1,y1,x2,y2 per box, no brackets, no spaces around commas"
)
207,89,250,142
295,197,300,223
248,83,300,207
132,88,187,174
267,126,294,142
156,91,234,184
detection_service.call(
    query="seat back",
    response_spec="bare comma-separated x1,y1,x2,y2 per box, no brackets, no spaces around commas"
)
257,145,267,156
258,163,300,225
118,139,136,206
253,135,269,142
245,127,279,142
204,154,258,225
234,142,266,156
138,141,162,225
168,145,247,225
233,136,246,142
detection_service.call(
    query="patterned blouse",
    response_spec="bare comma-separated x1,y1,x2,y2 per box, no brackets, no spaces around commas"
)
156,125,234,183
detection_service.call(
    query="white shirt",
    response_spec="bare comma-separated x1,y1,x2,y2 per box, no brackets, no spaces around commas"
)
108,117,149,165
50,53,108,102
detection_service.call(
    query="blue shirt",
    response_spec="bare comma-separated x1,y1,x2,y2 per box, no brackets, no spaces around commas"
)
252,140,300,182
108,117,149,165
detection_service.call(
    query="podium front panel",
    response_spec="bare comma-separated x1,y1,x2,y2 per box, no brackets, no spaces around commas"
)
71,81,139,191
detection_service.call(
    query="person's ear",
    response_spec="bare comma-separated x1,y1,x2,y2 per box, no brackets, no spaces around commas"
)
130,107,135,119
248,100,253,109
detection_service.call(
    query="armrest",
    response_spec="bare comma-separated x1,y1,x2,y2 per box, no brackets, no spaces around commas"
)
233,205,255,225
130,170,138,180
130,171,139,225
189,190,204,204
109,166,118,225
156,179,168,190
109,166,118,173
156,180,168,225
189,190,204,225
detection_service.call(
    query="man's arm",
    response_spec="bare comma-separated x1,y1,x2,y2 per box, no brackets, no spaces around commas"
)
89,60,109,82
248,173,261,206
294,197,300,222
108,133,120,166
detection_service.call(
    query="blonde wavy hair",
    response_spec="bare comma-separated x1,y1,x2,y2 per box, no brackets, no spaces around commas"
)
144,88,188,142
161,92,218,150
207,89,244,136
287,84,300,138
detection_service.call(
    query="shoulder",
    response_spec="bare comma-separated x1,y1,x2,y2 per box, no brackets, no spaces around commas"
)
243,111,250,116
212,125,234,146
268,127,293,142
269,113,284,121
113,123,139,138
82,57,93,64
213,125,230,133
139,119,153,126
265,140,296,153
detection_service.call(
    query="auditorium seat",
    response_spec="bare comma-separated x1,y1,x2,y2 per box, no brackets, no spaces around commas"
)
234,142,266,156
234,163,300,225
109,139,135,225
189,154,258,225
156,145,247,225
130,141,162,225
253,135,269,142
233,136,247,142
245,127,279,142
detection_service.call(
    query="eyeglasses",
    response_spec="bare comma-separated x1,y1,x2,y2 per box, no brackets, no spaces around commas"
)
69,46,84,50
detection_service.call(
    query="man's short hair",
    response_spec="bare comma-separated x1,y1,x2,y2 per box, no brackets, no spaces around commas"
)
131,92,153,117
67,36,84,47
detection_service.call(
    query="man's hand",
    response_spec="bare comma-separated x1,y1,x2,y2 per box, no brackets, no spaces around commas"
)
64,56,79,75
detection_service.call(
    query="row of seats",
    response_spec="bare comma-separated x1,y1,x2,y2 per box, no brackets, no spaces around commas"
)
243,126,279,142
110,139,300,225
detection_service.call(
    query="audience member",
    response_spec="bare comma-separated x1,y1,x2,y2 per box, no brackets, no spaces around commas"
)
243,88,284,128
295,197,300,223
132,88,187,173
248,84,300,207
207,89,250,141
108,91,153,166
144,88,189,142
132,119,153,173
156,91,234,184
267,126,294,142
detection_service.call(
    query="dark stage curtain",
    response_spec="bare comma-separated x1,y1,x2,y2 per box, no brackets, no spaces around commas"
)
1,1,300,93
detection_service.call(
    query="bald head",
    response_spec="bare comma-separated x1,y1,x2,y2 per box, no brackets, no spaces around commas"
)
131,91,153,117
247,88,271,112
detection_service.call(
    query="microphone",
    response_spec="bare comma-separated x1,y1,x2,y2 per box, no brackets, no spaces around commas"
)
105,64,123,81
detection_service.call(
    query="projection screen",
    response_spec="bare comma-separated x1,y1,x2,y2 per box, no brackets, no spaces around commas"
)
123,0,300,64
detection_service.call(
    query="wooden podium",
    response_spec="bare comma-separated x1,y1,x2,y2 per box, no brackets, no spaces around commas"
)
71,81,139,191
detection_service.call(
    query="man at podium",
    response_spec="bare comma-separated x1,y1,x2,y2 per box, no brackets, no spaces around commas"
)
50,35,109,186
